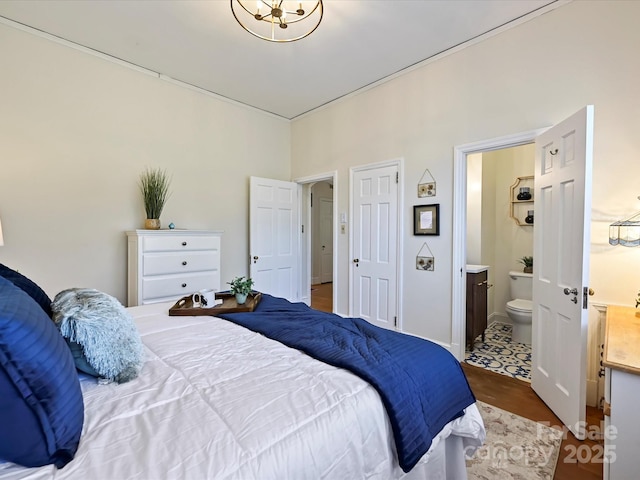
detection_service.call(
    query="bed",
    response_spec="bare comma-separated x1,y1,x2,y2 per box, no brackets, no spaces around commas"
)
0,272,485,480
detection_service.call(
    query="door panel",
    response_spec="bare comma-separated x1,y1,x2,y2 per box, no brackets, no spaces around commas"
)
531,106,593,439
352,164,398,330
319,198,333,283
250,176,299,301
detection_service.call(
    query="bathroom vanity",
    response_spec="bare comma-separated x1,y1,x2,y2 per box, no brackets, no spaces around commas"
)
466,265,489,351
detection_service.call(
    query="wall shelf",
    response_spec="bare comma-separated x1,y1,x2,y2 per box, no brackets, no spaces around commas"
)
509,176,534,226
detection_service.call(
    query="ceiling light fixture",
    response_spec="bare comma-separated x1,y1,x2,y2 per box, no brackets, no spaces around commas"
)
231,1,323,43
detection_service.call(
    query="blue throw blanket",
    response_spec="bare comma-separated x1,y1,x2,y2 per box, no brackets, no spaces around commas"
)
219,294,475,472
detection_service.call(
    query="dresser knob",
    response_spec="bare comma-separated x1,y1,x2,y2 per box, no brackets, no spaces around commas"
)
181,241,187,246
182,261,187,266
181,283,187,288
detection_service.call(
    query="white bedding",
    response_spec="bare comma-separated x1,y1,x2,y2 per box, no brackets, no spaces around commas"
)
0,302,484,479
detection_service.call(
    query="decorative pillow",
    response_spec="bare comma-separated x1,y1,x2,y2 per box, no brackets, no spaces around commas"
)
52,288,145,384
0,263,52,317
0,276,84,468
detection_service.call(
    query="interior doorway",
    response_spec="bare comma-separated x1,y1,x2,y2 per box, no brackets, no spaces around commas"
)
294,171,338,311
452,128,546,362
310,181,334,312
463,144,535,382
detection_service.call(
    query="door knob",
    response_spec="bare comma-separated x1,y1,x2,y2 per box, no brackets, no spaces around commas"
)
563,287,578,295
353,258,359,267
252,256,259,264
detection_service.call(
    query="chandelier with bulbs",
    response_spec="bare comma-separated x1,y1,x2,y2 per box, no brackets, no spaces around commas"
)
231,1,323,43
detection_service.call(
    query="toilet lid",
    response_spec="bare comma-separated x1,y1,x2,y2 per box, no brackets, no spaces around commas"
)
507,299,532,312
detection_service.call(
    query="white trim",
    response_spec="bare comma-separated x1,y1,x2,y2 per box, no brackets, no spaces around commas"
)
2,2,569,122
452,129,547,361
349,158,404,329
293,171,338,313
0,16,289,122
292,1,570,121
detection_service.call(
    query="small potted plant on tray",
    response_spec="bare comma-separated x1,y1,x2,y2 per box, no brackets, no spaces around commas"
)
518,256,533,274
227,276,255,305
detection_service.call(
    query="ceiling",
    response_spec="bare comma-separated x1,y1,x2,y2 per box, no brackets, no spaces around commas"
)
0,0,560,120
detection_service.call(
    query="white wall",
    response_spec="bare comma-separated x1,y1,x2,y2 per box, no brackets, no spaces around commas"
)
482,144,535,322
290,1,640,345
0,23,291,304
466,152,482,264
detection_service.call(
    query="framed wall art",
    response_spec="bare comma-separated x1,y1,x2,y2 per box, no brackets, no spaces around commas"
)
417,168,436,197
416,242,435,271
413,204,440,236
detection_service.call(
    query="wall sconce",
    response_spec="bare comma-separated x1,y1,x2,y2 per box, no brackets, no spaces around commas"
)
609,197,640,247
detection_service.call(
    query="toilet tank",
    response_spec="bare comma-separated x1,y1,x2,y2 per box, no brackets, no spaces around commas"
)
508,270,533,300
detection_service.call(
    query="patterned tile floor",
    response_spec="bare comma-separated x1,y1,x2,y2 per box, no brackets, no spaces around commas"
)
464,322,531,382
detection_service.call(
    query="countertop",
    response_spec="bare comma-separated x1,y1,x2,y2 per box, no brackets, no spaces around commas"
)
603,305,640,375
466,264,489,274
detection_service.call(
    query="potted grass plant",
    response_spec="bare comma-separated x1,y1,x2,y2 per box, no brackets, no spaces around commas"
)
518,256,533,274
139,167,171,229
227,276,254,305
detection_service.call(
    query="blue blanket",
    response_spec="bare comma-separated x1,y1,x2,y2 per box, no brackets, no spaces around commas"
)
219,294,475,472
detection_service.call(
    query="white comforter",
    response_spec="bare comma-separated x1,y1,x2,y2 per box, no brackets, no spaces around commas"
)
1,302,484,480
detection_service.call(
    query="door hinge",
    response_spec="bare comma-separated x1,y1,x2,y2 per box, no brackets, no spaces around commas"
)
394,316,397,328
301,225,304,234
396,172,399,184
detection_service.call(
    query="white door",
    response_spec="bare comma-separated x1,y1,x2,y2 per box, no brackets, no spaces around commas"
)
319,198,333,283
249,176,299,301
351,164,398,330
531,106,593,440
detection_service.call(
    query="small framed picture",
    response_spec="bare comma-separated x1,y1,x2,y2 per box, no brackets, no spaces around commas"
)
413,204,440,235
418,182,436,198
416,256,434,271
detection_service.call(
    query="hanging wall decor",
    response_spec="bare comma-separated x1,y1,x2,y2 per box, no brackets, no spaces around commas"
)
416,242,435,271
418,167,436,197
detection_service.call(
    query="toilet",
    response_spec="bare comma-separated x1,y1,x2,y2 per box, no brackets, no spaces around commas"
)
505,270,533,345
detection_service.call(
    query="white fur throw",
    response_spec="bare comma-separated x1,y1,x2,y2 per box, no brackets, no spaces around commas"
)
52,288,144,384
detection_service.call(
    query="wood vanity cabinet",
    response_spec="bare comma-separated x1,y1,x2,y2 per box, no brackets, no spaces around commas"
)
466,270,488,351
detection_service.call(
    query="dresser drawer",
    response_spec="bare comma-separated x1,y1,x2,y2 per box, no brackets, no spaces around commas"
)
142,272,220,302
143,234,220,253
143,251,219,276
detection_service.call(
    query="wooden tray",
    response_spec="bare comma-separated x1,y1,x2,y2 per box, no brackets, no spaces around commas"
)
168,292,262,316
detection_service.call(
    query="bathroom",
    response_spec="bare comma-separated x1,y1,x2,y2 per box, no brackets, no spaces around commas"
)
465,143,534,382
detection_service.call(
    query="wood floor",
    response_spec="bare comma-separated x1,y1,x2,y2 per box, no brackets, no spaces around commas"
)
463,363,604,480
311,282,332,313
310,285,603,479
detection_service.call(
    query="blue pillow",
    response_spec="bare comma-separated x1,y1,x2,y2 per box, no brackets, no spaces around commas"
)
0,263,52,317
0,276,84,468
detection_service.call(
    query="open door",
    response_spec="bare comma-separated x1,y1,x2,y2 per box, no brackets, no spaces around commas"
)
531,106,594,439
249,176,300,301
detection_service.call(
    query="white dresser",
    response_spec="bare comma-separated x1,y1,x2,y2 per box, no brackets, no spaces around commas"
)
603,305,640,480
126,230,222,306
